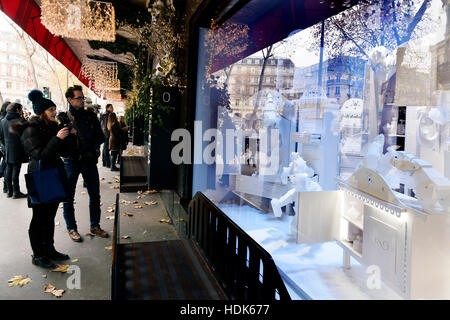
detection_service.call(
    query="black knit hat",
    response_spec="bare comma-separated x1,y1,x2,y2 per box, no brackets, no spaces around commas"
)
28,90,56,115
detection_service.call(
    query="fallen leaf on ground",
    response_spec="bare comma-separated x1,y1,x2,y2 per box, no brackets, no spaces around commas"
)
51,289,65,297
55,221,60,226
123,212,133,217
18,278,32,287
44,284,55,293
114,176,119,180
134,204,143,209
105,246,112,250
52,265,70,273
144,201,157,205
106,207,115,213
142,230,147,234
107,181,112,184
106,216,115,220
8,275,32,287
144,190,158,194
42,275,47,278
132,200,139,204
121,235,130,239
110,186,119,189
71,259,78,263
81,191,87,195
159,219,170,224
137,190,143,195
101,178,105,181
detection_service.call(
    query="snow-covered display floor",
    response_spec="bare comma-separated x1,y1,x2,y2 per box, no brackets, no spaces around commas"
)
217,204,403,300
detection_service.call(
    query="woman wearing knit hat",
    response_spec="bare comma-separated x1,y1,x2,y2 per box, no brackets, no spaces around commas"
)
15,90,76,268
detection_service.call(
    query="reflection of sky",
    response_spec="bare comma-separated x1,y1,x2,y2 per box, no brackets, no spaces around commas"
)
251,0,446,69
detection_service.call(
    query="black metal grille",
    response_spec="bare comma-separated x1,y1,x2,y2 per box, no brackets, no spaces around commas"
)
188,192,291,300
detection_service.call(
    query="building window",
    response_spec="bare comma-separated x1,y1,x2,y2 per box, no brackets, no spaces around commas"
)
335,86,340,95
6,82,11,89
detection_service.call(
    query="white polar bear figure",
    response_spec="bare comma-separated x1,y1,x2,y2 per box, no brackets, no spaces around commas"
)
271,152,321,218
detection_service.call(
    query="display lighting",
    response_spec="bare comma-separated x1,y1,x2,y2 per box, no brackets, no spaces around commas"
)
41,0,116,42
81,58,120,91
339,184,405,218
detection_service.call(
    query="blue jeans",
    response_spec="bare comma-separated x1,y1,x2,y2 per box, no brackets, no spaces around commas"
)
102,138,110,167
62,160,101,231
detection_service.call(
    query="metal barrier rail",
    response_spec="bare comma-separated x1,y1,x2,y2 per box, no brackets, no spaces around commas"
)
111,193,120,300
188,192,291,300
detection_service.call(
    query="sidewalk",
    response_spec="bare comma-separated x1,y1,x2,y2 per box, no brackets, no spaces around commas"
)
0,163,179,300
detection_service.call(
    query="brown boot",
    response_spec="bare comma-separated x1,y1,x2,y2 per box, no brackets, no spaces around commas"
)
68,229,82,242
90,227,109,238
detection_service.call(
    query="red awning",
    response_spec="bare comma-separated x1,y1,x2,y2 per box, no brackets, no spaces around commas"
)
0,0,95,94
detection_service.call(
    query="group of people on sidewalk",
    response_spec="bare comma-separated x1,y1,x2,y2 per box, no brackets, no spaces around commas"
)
100,104,128,172
0,86,123,269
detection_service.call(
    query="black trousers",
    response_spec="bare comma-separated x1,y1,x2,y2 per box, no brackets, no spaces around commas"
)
5,163,21,194
29,202,59,257
111,150,119,167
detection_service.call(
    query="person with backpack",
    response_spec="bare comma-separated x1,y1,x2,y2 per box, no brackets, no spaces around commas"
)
0,103,28,198
15,90,75,268
100,104,113,168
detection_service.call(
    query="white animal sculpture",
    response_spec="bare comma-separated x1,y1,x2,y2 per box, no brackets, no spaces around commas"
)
271,152,321,218
390,150,450,213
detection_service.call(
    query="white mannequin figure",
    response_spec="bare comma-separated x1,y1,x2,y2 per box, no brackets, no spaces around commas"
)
271,152,321,218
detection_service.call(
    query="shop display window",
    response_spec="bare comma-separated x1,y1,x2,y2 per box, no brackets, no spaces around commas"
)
193,0,450,299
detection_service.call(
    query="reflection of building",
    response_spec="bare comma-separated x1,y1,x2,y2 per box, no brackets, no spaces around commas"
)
227,58,296,117
226,55,366,119
431,0,450,91
294,56,366,105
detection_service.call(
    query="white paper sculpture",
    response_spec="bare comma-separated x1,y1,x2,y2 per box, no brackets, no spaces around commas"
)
271,152,321,218
389,150,450,213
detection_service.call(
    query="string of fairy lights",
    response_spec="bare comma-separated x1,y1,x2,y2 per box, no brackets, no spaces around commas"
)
41,0,121,99
41,0,116,42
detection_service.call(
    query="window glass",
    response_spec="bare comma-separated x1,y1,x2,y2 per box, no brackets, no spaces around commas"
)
193,0,450,299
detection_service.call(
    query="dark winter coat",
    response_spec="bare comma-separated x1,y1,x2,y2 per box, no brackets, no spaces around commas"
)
0,111,27,164
100,111,111,139
17,118,70,174
63,105,105,163
120,122,128,151
108,122,123,152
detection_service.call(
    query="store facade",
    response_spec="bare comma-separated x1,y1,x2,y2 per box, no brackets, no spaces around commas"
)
178,0,450,299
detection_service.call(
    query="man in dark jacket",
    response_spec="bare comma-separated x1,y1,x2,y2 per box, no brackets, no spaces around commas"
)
0,101,10,192
62,85,107,242
100,104,113,168
0,103,27,198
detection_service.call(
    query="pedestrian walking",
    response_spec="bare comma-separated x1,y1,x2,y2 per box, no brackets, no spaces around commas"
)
118,115,128,165
0,103,28,198
0,102,10,192
107,113,127,171
16,90,74,268
100,104,113,168
61,85,107,242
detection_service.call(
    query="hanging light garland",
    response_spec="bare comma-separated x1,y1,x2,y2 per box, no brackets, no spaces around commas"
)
41,0,116,42
81,58,121,91
105,90,122,101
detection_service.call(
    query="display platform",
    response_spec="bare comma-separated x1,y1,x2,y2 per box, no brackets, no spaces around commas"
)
218,203,403,300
